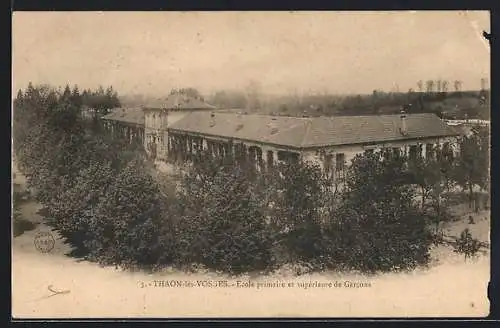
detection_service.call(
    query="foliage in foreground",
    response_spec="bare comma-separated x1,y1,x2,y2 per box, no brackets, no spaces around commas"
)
175,154,274,273
13,83,489,275
453,228,482,261
325,150,433,272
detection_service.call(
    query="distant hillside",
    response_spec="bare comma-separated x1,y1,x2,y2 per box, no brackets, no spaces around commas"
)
251,90,490,120
119,90,490,120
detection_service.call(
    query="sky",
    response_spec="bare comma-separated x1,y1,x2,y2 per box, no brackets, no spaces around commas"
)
12,11,490,97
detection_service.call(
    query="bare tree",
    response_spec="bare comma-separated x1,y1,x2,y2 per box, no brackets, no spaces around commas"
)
442,80,449,93
436,80,442,93
454,80,463,92
417,80,423,92
245,80,262,112
408,88,414,103
426,80,435,93
480,78,488,91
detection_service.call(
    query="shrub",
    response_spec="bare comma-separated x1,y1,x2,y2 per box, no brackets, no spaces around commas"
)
453,228,482,261
13,218,37,237
12,190,37,237
84,158,176,268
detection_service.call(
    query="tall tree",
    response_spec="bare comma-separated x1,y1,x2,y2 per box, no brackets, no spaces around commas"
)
61,84,72,103
372,90,380,114
442,80,449,93
425,80,435,94
176,155,274,273
436,80,442,93
271,161,326,263
452,130,489,208
417,80,424,93
328,149,432,272
245,80,262,112
71,85,82,108
407,148,454,233
176,87,203,100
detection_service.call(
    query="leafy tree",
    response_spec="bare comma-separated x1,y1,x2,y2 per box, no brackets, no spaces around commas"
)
328,149,433,272
46,160,117,256
408,151,442,209
14,84,83,203
270,161,327,264
81,158,174,268
452,131,489,208
80,85,121,115
176,155,274,274
172,87,203,101
211,90,248,109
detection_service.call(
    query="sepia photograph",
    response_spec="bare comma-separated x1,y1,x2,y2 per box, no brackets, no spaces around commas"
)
12,11,490,318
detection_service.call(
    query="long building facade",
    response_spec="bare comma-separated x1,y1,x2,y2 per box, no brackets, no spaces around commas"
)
102,93,216,161
102,95,462,178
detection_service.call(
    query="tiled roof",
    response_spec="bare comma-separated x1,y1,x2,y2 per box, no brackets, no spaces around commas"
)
101,107,145,126
168,112,460,149
144,94,216,110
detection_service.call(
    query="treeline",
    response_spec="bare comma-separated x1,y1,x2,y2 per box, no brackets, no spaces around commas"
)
207,86,489,120
15,82,121,117
13,83,489,275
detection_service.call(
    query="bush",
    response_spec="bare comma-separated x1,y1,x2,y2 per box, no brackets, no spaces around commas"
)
46,161,117,256
453,228,481,261
13,218,37,237
12,189,38,237
84,158,176,268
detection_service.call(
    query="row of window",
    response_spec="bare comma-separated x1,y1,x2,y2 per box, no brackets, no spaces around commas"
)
321,142,454,174
322,153,346,173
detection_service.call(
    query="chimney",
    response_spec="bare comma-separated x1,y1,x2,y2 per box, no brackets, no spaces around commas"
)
400,110,407,136
209,112,216,127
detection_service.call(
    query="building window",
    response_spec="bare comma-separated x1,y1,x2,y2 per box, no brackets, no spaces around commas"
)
426,144,434,159
267,151,274,168
409,145,418,161
392,147,400,158
335,153,345,171
383,148,391,160
248,146,259,163
278,151,299,163
442,142,453,161
323,154,333,176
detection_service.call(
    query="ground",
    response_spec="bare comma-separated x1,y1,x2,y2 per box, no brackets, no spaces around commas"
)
11,161,490,318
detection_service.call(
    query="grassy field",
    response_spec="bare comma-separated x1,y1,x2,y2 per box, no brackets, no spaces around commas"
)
11,161,490,318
